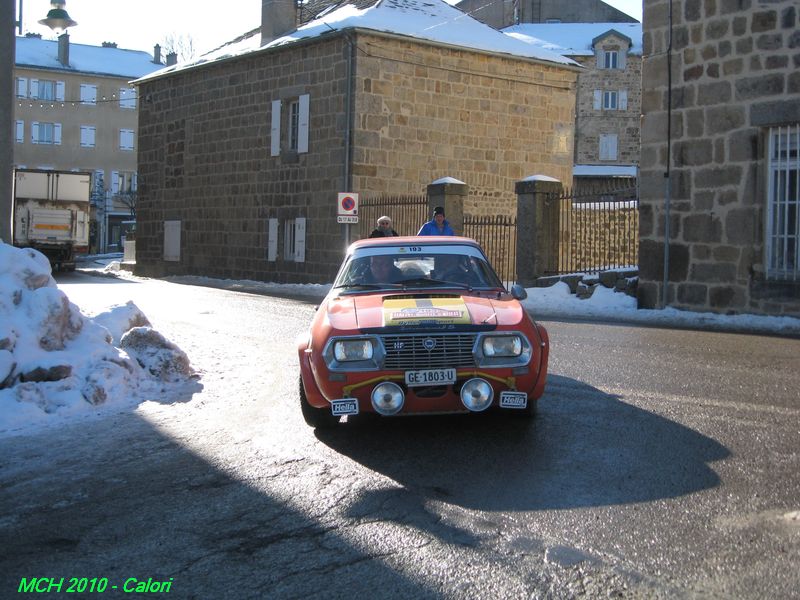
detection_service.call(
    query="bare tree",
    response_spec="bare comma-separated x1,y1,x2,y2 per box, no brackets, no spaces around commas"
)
162,33,196,62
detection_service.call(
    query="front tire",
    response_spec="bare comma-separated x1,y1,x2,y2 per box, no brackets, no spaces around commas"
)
299,375,340,429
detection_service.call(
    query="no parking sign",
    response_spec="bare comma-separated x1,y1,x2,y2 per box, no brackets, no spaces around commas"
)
337,192,359,223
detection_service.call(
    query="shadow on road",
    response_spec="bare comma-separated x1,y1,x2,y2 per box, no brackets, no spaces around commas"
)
315,374,730,512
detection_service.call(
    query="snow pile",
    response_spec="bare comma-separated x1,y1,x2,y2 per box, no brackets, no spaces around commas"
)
0,243,196,434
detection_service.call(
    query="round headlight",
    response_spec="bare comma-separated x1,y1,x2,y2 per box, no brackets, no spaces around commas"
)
460,378,494,412
483,335,522,357
334,339,374,362
371,382,405,416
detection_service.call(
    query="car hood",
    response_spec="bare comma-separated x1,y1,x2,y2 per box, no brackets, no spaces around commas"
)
325,293,526,331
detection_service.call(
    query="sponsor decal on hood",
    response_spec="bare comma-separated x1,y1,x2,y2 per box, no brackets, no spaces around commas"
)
383,297,471,326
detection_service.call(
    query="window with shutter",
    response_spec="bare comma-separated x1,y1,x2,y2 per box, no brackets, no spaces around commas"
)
599,134,618,161
119,88,136,109
270,100,281,156
16,78,27,98
80,125,96,148
80,84,97,105
267,218,278,261
15,121,24,143
119,129,135,151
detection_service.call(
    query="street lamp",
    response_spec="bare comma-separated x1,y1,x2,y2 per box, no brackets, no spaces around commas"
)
38,1,76,31
2,0,76,243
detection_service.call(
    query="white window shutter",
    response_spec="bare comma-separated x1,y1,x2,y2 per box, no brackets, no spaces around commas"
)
132,173,138,191
30,79,39,98
31,121,39,143
56,81,65,101
596,50,603,68
609,135,618,159
593,90,601,110
267,218,278,261
619,51,627,70
270,100,281,156
15,120,24,143
294,217,306,262
16,78,27,98
112,171,120,193
164,220,181,262
53,123,62,145
298,94,310,153
619,90,628,110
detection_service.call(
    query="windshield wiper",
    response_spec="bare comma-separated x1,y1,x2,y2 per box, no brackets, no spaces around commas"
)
400,277,472,290
334,282,404,290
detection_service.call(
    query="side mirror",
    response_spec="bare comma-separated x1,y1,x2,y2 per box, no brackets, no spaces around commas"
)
510,284,528,300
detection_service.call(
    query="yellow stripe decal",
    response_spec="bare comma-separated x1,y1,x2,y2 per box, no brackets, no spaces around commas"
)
383,297,471,326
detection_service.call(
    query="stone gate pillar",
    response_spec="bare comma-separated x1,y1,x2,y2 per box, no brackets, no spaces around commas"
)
515,175,564,286
426,177,467,235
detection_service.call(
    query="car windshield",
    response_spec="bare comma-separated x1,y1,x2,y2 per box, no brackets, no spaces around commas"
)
333,248,503,292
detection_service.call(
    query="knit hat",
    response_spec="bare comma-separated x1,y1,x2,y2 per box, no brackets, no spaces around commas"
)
433,206,445,217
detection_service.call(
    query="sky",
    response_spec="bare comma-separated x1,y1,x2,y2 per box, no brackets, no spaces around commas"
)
19,0,643,56
2,243,797,438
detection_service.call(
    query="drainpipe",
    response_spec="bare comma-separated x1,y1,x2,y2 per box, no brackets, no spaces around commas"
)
343,32,354,246
662,0,673,308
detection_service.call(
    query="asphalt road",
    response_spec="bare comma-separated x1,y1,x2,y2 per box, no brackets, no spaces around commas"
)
1,272,798,599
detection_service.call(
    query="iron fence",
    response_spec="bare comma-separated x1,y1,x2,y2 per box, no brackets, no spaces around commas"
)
547,185,639,275
357,194,429,239
463,214,517,285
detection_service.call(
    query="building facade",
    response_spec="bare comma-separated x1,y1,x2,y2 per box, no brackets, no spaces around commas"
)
639,0,799,316
13,34,163,252
133,0,579,283
505,23,642,189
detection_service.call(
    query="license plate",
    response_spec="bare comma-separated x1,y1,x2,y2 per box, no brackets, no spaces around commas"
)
499,391,528,409
331,399,359,416
404,368,456,387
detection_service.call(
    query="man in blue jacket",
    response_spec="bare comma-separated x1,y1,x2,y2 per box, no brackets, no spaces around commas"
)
417,206,455,236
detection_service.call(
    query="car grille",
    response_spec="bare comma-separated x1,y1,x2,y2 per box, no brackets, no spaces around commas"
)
381,333,477,370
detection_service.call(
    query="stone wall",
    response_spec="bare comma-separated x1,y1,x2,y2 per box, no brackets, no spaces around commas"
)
351,32,577,219
573,46,642,166
639,0,800,317
135,31,578,284
136,37,352,283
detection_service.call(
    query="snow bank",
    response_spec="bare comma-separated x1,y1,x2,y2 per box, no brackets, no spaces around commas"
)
0,243,196,435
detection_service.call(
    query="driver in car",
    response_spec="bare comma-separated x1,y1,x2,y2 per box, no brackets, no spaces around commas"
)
363,255,404,284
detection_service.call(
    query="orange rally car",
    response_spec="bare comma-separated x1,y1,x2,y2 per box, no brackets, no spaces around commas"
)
297,236,549,427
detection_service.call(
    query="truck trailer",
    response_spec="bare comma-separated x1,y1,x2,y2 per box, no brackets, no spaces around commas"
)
12,169,91,271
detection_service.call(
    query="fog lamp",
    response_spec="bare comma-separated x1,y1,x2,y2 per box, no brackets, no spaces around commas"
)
460,378,494,412
371,382,405,416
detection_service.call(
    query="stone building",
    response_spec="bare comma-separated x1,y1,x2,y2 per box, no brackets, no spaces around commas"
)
13,34,164,252
133,0,579,283
504,22,642,188
455,0,637,31
639,0,799,317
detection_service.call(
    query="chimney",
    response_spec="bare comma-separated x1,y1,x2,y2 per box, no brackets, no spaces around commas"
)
261,0,296,47
153,43,162,64
166,51,178,66
58,32,69,66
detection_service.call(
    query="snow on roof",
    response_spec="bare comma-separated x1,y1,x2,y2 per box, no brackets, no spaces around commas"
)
573,164,638,177
502,22,643,57
137,0,577,83
15,36,163,79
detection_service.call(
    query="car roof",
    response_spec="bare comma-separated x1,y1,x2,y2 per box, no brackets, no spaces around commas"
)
348,236,481,251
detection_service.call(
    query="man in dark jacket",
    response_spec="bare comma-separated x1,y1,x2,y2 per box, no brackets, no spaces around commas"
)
417,206,455,236
369,216,399,238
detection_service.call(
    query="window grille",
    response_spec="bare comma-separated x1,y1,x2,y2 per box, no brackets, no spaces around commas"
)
766,125,800,280
288,100,300,151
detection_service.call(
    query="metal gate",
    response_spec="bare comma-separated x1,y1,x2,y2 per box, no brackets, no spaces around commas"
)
463,214,517,285
357,194,428,239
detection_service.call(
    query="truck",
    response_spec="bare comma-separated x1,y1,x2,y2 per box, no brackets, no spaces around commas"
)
12,169,91,271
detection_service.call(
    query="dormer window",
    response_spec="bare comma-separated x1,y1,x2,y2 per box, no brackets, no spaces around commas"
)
603,50,619,69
